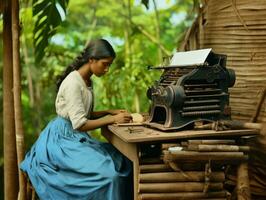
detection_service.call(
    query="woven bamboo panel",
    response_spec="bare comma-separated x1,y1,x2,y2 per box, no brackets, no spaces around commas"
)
201,0,266,122
179,1,266,198
180,0,266,123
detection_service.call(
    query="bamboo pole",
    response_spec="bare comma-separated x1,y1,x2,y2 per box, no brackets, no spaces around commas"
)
139,182,224,193
140,164,172,173
250,88,266,122
140,157,163,164
223,121,262,130
164,151,248,162
184,140,236,145
237,163,251,200
194,120,263,131
11,0,27,199
186,144,250,152
139,171,225,183
203,162,211,193
139,191,229,200
162,143,179,150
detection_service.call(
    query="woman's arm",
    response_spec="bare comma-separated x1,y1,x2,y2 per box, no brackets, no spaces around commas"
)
91,109,127,119
78,112,132,132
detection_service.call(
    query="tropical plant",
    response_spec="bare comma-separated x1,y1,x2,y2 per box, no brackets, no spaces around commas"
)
0,1,196,197
32,0,69,63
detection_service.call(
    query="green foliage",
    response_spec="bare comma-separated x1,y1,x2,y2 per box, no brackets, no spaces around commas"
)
141,0,149,9
0,3,197,196
33,0,69,63
0,0,197,148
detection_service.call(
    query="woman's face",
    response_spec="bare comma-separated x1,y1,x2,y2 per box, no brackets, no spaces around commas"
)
90,57,114,77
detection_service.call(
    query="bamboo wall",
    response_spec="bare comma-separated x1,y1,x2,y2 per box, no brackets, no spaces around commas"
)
180,0,266,123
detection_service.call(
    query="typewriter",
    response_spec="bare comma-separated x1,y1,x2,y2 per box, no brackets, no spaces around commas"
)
145,49,235,130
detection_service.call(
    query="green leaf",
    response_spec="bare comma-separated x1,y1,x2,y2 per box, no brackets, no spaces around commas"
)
33,1,52,17
141,0,149,9
57,0,69,12
32,0,69,64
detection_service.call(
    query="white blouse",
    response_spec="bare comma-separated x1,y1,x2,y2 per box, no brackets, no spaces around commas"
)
55,70,93,129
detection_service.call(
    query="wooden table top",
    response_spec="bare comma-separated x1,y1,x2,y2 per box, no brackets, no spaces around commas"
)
107,125,259,143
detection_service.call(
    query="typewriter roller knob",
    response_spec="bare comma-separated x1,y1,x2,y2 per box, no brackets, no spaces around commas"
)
147,85,185,108
226,68,236,87
164,85,185,107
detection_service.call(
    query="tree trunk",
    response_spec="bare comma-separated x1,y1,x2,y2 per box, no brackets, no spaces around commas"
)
11,0,27,199
3,0,19,199
132,21,171,56
0,0,3,13
152,0,162,64
34,82,42,134
85,2,98,45
122,0,133,68
22,34,35,107
134,92,140,113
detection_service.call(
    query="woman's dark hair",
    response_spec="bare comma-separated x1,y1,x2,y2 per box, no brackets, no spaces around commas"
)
56,38,116,90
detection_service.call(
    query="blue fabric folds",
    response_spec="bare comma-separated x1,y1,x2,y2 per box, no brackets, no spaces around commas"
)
20,117,132,200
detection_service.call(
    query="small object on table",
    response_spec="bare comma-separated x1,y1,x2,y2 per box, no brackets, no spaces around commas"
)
116,113,145,126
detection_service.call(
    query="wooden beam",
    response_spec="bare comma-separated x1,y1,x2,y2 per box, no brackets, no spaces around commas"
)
237,163,251,200
139,191,229,200
139,171,225,183
164,151,248,162
139,182,223,193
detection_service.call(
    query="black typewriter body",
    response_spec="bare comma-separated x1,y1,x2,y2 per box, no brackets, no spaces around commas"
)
146,50,235,130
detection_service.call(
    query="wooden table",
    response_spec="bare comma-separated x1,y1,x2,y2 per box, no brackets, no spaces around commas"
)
101,125,258,200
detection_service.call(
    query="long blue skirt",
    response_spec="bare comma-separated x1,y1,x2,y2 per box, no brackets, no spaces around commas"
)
20,117,132,200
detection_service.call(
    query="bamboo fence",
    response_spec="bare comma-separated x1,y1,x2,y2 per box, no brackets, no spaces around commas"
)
180,0,266,123
179,0,266,198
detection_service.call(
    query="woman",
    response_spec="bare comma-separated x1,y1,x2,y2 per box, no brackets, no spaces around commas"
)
21,39,133,200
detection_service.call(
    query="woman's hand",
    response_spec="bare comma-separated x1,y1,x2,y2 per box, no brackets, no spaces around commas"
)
108,109,128,115
112,112,132,124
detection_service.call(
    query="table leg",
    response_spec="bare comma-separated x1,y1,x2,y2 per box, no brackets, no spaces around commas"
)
101,127,139,200
133,159,140,200
237,162,251,200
